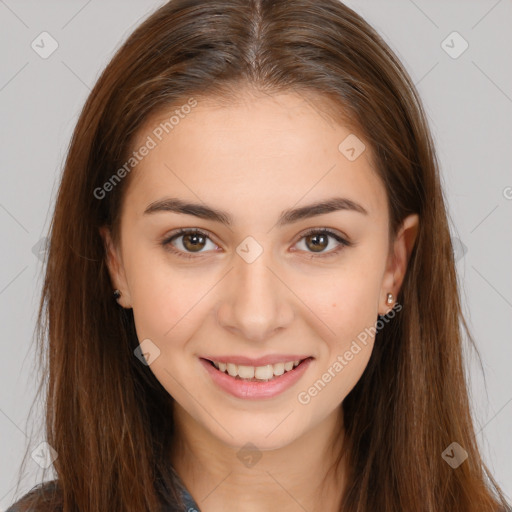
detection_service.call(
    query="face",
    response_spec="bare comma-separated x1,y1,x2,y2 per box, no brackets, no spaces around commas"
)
101,89,418,451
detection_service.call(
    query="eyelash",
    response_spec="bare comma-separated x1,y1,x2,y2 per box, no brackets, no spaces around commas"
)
161,227,353,260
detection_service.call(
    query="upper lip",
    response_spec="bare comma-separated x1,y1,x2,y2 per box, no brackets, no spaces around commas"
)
202,355,312,366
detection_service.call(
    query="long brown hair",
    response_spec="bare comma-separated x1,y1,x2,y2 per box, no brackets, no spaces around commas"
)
10,0,510,510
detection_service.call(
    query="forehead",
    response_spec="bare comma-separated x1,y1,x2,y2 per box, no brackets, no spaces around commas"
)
122,90,387,223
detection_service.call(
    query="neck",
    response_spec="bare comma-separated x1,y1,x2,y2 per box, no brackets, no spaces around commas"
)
170,404,347,512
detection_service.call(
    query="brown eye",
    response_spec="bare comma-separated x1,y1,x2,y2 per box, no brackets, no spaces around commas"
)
182,232,207,252
294,228,352,258
162,229,218,258
304,233,329,253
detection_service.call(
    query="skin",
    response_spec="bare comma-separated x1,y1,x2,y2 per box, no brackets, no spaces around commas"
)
100,88,419,512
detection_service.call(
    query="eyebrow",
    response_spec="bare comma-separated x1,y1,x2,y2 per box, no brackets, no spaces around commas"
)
143,196,368,227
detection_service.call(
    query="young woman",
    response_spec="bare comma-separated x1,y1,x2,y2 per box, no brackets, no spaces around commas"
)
7,0,510,511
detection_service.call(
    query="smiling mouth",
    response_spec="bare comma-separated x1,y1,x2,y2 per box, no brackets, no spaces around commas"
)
204,357,312,382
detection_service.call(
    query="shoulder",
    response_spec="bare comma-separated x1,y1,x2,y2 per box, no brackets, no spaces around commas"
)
179,486,200,511
6,480,60,512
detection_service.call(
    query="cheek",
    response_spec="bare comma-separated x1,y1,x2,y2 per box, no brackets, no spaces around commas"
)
299,262,382,340
295,264,380,401
125,249,202,343
127,258,212,399
131,284,205,349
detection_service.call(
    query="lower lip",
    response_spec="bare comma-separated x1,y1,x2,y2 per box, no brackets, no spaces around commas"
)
199,357,313,400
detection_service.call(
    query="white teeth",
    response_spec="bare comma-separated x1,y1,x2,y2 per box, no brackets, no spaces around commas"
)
211,359,305,380
254,364,274,380
237,365,255,379
273,362,285,376
226,363,238,377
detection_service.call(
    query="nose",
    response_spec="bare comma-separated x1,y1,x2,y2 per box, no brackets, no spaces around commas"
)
216,248,294,343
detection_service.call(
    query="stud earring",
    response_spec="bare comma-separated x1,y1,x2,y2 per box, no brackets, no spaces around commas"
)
113,289,121,300
386,293,393,305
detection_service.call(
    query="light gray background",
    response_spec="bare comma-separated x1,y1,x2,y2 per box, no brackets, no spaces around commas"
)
1,0,511,508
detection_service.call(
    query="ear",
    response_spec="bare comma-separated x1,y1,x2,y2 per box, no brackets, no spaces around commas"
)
99,226,132,308
378,213,419,315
